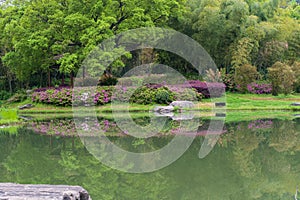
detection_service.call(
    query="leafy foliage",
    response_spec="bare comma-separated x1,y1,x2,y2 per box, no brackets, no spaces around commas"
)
234,64,259,93
0,0,184,90
291,61,300,92
0,0,299,95
155,87,175,104
0,90,11,100
129,86,175,105
268,62,295,95
220,68,235,91
6,90,27,103
98,73,118,86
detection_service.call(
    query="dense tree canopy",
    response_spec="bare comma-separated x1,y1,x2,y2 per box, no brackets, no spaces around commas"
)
0,0,299,91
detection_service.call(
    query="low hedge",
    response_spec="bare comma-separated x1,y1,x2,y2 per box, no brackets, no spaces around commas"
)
31,80,224,106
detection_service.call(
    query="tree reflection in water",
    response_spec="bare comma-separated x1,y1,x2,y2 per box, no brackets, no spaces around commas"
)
0,118,299,199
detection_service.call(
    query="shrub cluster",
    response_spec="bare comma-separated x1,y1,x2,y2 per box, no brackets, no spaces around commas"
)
32,86,113,106
112,86,135,102
31,80,225,106
234,64,259,93
247,82,272,94
220,68,235,91
185,80,226,98
7,90,27,103
268,62,295,95
129,86,175,105
32,87,73,106
169,87,203,101
98,73,118,86
291,61,300,93
0,90,11,100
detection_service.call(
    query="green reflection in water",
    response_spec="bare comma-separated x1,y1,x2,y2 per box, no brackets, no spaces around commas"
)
0,118,299,199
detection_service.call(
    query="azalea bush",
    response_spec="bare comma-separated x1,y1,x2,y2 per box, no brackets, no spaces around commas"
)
185,80,226,98
168,87,203,101
31,80,224,106
32,86,113,106
247,82,272,94
111,86,136,102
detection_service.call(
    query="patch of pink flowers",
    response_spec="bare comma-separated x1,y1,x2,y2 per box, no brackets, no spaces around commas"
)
247,83,272,94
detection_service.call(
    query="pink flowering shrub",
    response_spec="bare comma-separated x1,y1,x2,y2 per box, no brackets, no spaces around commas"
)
111,86,136,102
185,80,226,98
32,86,113,106
32,87,73,106
168,87,203,101
247,82,272,94
31,80,225,106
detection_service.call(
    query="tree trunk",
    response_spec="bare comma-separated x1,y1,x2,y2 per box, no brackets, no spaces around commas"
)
40,72,43,88
48,68,51,88
8,75,12,93
82,65,85,79
70,72,74,88
62,73,65,85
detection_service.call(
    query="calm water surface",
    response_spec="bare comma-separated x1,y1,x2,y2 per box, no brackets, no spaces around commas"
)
0,116,300,199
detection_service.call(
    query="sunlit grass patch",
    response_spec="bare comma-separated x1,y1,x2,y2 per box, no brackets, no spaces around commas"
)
0,108,19,125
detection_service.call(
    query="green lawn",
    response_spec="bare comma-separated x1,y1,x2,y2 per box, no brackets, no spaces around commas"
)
2,92,300,125
202,93,300,111
7,109,299,125
4,92,300,116
0,108,19,125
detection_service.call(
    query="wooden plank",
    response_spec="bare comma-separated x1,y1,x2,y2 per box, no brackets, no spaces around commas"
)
0,183,91,200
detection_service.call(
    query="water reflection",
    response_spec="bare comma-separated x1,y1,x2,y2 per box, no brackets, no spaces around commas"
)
0,118,299,199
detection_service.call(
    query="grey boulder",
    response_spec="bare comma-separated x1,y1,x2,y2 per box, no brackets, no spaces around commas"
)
18,104,34,110
291,103,300,106
170,101,194,109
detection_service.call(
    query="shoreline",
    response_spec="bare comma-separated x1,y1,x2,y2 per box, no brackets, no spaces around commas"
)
1,93,300,125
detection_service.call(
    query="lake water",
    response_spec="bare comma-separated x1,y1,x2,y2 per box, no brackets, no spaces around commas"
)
0,115,300,199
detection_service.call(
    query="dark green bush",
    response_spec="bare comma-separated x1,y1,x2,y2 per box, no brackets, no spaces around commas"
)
7,90,27,103
129,86,156,104
130,86,175,105
0,90,11,100
155,87,175,104
98,73,118,86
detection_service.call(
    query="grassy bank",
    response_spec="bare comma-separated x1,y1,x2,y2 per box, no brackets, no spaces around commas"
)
17,110,299,122
221,93,300,110
2,92,300,124
9,92,300,114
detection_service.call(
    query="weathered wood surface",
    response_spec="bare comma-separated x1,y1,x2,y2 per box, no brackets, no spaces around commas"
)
0,183,91,200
